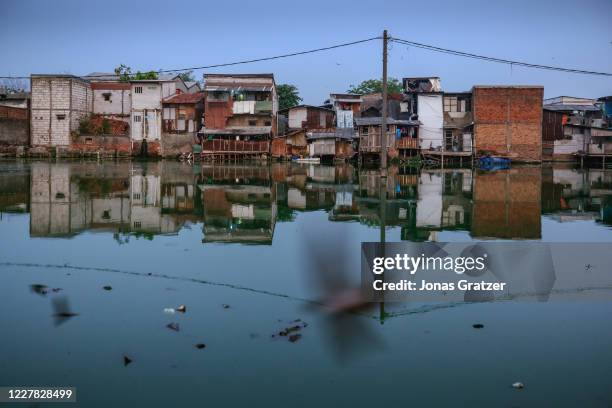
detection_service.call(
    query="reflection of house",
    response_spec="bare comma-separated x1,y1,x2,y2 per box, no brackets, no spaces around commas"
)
200,74,277,158
471,168,541,239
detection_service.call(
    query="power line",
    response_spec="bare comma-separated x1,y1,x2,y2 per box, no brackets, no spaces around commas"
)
0,36,381,80
390,36,612,77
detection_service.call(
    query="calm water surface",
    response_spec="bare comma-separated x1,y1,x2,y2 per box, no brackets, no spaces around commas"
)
1,160,611,407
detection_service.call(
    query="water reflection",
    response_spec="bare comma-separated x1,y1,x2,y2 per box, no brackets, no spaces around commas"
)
2,161,612,242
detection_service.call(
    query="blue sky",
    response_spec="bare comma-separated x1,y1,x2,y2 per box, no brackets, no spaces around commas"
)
2,0,611,104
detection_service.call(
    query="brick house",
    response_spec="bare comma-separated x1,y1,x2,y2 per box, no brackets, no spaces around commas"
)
30,74,93,147
472,85,544,162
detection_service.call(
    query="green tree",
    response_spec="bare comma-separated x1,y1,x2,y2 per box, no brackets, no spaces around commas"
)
347,78,403,95
277,84,303,111
114,64,158,82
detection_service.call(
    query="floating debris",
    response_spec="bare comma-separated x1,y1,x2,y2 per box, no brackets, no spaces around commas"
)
123,356,132,366
166,322,180,332
30,284,48,296
472,323,484,329
51,288,62,293
278,325,302,337
272,320,308,342
512,382,524,389
52,297,78,326
288,334,302,343
195,343,206,349
163,308,176,314
103,286,112,291
176,305,186,313
222,304,230,309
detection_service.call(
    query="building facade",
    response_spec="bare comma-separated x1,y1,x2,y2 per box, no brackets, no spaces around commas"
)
30,75,92,147
472,85,544,162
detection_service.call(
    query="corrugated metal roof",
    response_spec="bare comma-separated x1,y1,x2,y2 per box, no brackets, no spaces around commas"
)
163,92,204,104
307,128,355,140
355,117,420,126
199,126,272,135
204,85,273,92
543,104,600,112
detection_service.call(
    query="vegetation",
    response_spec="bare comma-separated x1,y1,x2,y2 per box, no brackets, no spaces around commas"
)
277,84,303,111
114,64,158,82
178,70,196,83
347,78,403,95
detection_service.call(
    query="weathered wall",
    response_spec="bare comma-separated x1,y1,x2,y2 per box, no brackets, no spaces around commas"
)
418,94,444,150
92,83,131,119
473,86,543,162
71,135,132,155
31,76,92,147
161,132,197,157
0,106,28,145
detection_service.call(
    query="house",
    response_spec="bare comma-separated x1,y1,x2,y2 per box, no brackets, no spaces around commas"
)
542,96,602,161
30,74,93,148
472,85,544,162
161,91,205,157
0,91,30,148
281,105,334,130
200,73,277,159
130,74,192,156
85,72,131,124
306,128,355,160
272,105,335,159
402,77,444,152
324,93,362,128
356,95,419,161
442,92,473,154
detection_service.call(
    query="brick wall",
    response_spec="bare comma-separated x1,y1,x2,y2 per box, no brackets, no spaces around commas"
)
473,86,543,162
31,76,92,147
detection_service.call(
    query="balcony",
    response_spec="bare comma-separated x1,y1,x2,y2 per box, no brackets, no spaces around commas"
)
396,137,419,149
202,139,270,154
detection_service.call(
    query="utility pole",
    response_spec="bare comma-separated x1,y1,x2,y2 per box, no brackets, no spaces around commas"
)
380,29,389,169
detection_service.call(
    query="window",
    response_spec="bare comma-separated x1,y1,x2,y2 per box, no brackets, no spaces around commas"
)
134,115,142,123
444,97,458,112
362,127,369,135
56,114,66,120
134,86,143,94
103,92,111,101
133,221,141,229
133,193,141,200
248,120,257,126
264,120,271,126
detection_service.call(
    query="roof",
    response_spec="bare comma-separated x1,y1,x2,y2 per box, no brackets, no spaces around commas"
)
163,92,205,104
91,82,130,90
543,104,600,112
204,73,274,79
307,128,355,140
130,73,181,83
31,74,89,83
355,117,420,126
84,72,121,81
278,104,334,113
199,126,272,135
472,85,544,89
185,81,200,90
204,84,273,92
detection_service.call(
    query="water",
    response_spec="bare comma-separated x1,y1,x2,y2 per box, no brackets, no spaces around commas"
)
1,160,612,407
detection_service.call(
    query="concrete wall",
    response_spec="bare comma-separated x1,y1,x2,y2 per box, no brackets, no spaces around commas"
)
161,132,197,157
418,94,443,150
288,107,307,128
473,86,543,162
31,76,92,147
92,88,131,119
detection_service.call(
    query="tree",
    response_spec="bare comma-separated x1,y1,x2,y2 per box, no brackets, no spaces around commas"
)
277,84,303,111
177,70,196,83
114,64,158,82
347,78,403,95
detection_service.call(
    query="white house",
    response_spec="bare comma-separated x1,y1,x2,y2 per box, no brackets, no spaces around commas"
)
417,93,444,150
130,75,192,142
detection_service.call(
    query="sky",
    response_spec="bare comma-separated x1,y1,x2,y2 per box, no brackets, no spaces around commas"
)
1,0,611,105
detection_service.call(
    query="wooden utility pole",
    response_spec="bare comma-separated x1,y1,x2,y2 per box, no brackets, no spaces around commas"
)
380,30,389,169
